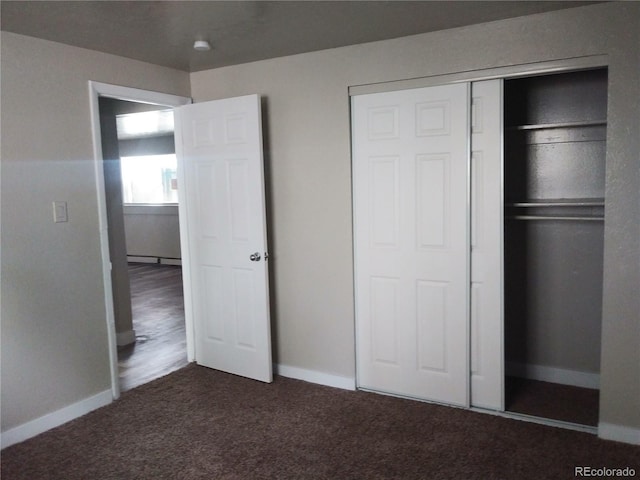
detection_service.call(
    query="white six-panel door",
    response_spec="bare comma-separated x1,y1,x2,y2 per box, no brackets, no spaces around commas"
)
175,94,272,383
353,83,471,406
470,80,504,410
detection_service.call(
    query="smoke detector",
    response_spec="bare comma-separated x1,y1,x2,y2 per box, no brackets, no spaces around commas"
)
193,40,211,52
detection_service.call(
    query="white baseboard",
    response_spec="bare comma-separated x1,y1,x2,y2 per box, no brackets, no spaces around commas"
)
127,256,181,265
160,258,182,266
116,329,136,346
275,364,356,391
598,422,640,445
506,362,600,390
127,256,157,263
1,390,112,449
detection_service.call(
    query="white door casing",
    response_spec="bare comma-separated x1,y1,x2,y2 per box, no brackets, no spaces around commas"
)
175,94,272,383
470,80,504,410
89,81,192,399
353,84,471,406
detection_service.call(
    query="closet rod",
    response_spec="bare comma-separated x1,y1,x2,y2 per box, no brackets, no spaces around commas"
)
505,200,605,207
507,215,604,222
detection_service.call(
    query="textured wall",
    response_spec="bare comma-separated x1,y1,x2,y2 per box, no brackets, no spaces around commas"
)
124,206,181,259
190,2,640,432
2,2,638,439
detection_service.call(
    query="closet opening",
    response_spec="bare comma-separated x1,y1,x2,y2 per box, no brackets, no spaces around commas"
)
503,68,607,426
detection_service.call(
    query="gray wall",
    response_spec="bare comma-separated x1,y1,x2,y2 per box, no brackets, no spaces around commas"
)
0,31,190,431
124,205,181,260
99,97,135,343
190,2,639,431
2,2,638,439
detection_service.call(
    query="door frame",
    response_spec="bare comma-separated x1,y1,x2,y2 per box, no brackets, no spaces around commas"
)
88,81,192,399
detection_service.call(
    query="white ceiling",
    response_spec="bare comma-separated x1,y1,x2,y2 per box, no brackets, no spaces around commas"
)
1,1,597,72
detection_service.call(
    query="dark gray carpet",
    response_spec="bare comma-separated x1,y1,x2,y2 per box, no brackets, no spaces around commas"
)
2,364,639,479
506,376,600,426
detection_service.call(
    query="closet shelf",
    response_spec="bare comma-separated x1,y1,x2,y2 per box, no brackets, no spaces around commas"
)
507,215,604,222
506,198,605,208
508,120,607,131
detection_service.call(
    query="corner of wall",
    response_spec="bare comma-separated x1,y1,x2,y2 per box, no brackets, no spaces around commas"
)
1,390,113,449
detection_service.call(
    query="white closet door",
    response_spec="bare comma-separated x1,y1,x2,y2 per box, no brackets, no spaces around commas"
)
353,84,470,406
470,80,504,410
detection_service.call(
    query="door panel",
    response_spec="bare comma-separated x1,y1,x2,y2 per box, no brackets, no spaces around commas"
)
470,80,504,410
176,94,272,383
416,280,447,371
416,154,449,248
370,276,400,365
353,84,470,406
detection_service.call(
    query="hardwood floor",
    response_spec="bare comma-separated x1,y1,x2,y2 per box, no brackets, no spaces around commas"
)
117,263,188,392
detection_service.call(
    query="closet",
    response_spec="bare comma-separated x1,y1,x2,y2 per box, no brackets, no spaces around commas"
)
504,69,607,426
352,67,607,427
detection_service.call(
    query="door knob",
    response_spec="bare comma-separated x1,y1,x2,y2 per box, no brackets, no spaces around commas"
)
249,252,261,262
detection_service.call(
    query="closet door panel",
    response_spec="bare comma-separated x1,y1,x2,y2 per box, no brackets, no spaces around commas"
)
470,79,504,410
353,83,470,407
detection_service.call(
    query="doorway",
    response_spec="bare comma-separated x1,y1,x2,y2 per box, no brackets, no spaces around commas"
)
89,82,192,398
90,83,274,397
99,97,188,392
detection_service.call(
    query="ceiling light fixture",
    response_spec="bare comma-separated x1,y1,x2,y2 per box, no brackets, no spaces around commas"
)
193,40,211,52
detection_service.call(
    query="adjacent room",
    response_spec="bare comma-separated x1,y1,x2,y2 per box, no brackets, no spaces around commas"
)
2,1,639,478
99,99,188,391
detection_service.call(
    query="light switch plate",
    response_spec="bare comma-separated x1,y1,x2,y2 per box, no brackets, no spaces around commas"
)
53,201,68,223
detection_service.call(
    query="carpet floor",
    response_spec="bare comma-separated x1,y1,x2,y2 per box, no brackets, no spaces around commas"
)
2,364,638,480
506,376,600,426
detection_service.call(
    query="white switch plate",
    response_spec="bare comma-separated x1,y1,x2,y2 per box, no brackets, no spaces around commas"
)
53,201,68,223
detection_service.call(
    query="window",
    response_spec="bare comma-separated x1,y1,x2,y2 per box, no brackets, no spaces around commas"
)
116,109,177,204
120,154,178,204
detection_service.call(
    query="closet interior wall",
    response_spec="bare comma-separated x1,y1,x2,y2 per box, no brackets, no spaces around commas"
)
503,69,607,424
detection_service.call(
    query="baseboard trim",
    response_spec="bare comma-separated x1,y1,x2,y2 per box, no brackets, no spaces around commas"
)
275,364,356,391
598,422,640,445
127,256,182,265
506,362,600,389
1,390,112,449
160,258,182,266
116,329,136,347
127,256,158,264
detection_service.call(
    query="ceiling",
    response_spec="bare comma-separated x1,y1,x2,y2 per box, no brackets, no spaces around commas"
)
1,1,597,72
